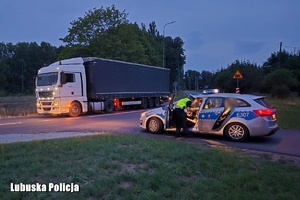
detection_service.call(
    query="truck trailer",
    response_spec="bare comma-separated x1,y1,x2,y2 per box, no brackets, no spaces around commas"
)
35,57,170,117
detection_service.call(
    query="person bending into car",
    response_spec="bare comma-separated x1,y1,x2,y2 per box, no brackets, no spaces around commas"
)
172,98,193,138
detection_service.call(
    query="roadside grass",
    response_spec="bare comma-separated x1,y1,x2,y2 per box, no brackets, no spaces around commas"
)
268,97,300,129
0,96,36,118
0,134,299,200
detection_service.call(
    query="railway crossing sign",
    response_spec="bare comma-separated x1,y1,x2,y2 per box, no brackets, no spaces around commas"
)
233,70,243,79
233,70,243,93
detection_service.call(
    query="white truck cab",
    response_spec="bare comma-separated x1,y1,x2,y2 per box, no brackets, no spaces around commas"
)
36,57,88,117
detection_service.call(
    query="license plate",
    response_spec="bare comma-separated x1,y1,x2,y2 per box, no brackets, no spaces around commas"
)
272,114,276,120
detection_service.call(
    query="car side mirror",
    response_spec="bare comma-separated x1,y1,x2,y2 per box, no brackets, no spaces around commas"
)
60,71,67,86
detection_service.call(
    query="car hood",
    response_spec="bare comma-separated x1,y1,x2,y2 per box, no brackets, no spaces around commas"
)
142,107,166,116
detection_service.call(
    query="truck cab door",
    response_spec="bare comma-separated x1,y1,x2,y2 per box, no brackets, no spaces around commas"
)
59,72,82,97
198,97,233,132
73,73,82,96
164,95,175,129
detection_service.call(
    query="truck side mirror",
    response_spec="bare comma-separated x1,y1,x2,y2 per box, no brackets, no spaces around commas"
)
60,71,67,86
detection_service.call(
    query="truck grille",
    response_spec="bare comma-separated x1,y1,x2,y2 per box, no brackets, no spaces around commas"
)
38,91,53,98
41,102,52,106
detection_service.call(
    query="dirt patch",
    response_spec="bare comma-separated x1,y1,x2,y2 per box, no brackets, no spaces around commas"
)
178,173,205,182
119,181,131,188
119,163,145,174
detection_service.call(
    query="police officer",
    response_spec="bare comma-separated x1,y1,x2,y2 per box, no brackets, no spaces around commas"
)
172,97,193,138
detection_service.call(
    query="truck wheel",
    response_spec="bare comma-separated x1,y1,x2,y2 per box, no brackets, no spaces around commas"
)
224,123,249,142
148,98,154,108
147,117,163,133
105,100,115,113
154,97,160,107
69,102,82,117
141,98,148,109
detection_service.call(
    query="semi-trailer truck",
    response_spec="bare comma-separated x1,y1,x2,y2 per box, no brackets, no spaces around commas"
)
35,57,170,117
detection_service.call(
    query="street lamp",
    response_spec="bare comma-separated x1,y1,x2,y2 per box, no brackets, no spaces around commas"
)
163,21,176,68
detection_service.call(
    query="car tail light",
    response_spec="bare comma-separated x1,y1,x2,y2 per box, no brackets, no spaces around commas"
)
253,109,273,117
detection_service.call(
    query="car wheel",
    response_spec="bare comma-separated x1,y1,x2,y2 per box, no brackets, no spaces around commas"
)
147,117,163,133
224,123,249,142
69,102,82,117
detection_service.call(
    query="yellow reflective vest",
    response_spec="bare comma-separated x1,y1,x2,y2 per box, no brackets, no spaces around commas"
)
176,98,191,109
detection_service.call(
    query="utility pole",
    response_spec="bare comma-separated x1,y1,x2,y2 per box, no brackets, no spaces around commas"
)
278,41,282,68
280,41,282,52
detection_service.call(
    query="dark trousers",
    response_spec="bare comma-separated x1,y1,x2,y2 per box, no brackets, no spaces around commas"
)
172,108,188,137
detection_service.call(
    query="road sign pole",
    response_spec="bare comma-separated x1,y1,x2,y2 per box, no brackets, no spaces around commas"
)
233,70,243,94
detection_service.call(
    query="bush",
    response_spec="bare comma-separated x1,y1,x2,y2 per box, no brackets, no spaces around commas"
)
271,85,290,98
0,90,7,97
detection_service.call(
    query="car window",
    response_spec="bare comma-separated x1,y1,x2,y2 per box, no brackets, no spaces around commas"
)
254,98,274,109
234,98,251,107
203,97,224,109
192,98,203,108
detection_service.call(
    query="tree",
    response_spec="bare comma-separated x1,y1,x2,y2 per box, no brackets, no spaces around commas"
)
210,60,264,93
199,70,213,89
184,70,201,90
0,42,59,95
60,5,129,46
94,23,160,65
262,50,291,75
164,36,186,91
263,68,298,98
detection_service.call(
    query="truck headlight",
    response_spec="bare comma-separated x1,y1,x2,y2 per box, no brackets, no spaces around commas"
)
36,102,41,107
53,101,59,107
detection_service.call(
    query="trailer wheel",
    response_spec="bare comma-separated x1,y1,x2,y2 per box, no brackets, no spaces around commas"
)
154,97,160,107
141,98,148,109
148,98,154,108
69,102,82,117
105,100,115,113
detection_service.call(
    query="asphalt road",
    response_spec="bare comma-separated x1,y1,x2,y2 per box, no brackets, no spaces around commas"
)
0,109,300,157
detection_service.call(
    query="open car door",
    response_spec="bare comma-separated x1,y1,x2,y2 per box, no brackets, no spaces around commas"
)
198,97,233,132
164,95,175,129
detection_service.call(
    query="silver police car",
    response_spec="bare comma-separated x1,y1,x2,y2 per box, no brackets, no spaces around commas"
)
140,91,278,142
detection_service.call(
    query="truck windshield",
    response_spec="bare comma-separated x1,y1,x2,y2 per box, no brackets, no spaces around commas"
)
36,72,58,86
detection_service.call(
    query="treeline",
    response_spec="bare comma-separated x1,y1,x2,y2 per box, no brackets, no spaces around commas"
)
0,42,63,95
0,4,299,98
184,50,300,98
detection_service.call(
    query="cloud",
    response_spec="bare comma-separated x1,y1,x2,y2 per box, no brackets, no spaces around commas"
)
183,30,205,50
233,40,266,55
